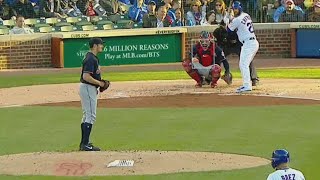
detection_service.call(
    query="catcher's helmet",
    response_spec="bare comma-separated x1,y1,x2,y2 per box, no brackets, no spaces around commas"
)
271,149,290,169
232,1,242,13
199,31,213,49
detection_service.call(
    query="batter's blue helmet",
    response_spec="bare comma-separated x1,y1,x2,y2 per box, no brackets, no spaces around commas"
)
271,149,290,169
232,1,242,12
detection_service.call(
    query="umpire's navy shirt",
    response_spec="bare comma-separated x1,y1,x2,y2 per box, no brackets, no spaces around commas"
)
80,52,101,88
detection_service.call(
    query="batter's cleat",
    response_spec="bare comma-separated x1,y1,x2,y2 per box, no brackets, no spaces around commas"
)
211,82,217,88
252,79,259,86
236,86,252,93
80,143,101,151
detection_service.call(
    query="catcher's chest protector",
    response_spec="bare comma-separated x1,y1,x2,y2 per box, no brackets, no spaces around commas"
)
196,43,216,67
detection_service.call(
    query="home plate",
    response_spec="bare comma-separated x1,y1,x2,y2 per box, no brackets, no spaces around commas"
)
107,160,134,167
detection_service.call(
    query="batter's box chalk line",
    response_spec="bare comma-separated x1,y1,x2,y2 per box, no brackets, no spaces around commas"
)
107,160,135,167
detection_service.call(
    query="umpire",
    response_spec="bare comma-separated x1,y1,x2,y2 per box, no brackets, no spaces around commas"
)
213,20,259,86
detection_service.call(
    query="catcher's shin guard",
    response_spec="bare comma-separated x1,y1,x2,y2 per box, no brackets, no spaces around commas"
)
210,64,221,88
182,59,202,87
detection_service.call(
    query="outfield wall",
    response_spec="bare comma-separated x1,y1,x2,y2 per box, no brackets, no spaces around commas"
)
0,22,318,69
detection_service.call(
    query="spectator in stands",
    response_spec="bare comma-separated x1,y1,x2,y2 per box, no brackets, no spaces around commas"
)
167,0,180,21
203,9,217,25
186,0,205,26
39,0,64,18
145,0,155,13
280,0,304,7
172,7,183,26
9,15,34,34
12,0,37,18
29,0,39,7
99,0,120,15
278,0,305,22
142,0,156,27
273,0,304,22
307,1,320,21
142,5,171,27
303,0,314,9
213,0,228,24
118,0,131,5
84,0,97,16
128,0,147,23
0,0,14,20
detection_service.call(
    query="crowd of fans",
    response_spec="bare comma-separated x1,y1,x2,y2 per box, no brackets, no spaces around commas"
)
0,0,320,34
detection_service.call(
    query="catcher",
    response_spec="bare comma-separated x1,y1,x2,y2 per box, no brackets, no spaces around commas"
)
79,38,110,151
182,31,233,88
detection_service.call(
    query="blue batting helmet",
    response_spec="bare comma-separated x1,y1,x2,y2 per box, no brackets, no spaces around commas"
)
271,149,290,169
232,1,242,12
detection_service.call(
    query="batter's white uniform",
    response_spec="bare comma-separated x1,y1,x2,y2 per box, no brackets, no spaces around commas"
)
228,12,259,90
267,168,305,180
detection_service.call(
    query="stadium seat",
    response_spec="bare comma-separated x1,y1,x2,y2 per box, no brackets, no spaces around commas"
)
133,23,142,28
80,25,97,31
34,26,55,33
66,17,79,24
3,19,15,28
115,20,134,29
96,20,113,25
46,17,58,25
0,28,9,35
96,23,113,30
34,23,51,28
89,16,100,24
76,17,93,26
24,18,38,27
55,18,72,27
108,14,122,23
56,25,77,32
0,25,7,29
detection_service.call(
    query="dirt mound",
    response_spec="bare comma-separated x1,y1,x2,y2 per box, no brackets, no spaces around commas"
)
39,93,320,108
0,151,269,176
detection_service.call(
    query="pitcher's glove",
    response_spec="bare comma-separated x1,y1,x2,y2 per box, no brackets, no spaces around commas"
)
222,72,233,85
99,79,110,92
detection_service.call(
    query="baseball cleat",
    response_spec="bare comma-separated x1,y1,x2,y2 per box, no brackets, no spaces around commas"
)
80,144,101,151
210,82,217,88
236,86,252,93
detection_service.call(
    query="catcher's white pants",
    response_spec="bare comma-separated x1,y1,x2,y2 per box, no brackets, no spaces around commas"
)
239,39,259,88
79,83,98,124
192,62,213,79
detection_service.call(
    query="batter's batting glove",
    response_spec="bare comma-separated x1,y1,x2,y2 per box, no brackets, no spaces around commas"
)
99,79,110,93
222,72,233,85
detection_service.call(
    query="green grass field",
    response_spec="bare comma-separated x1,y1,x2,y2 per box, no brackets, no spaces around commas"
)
0,69,319,179
0,106,319,179
0,68,319,88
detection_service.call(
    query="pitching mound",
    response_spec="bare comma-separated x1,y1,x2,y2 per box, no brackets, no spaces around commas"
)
40,93,320,108
0,151,269,176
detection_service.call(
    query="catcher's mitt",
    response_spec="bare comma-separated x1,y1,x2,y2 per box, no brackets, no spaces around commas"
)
221,72,233,85
99,79,110,92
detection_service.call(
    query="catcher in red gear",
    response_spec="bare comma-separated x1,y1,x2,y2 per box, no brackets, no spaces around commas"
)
182,31,233,88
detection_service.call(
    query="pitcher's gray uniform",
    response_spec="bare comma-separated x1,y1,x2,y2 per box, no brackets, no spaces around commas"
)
79,38,105,151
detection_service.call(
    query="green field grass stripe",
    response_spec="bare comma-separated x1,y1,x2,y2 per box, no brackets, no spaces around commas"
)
0,105,319,180
0,68,320,88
